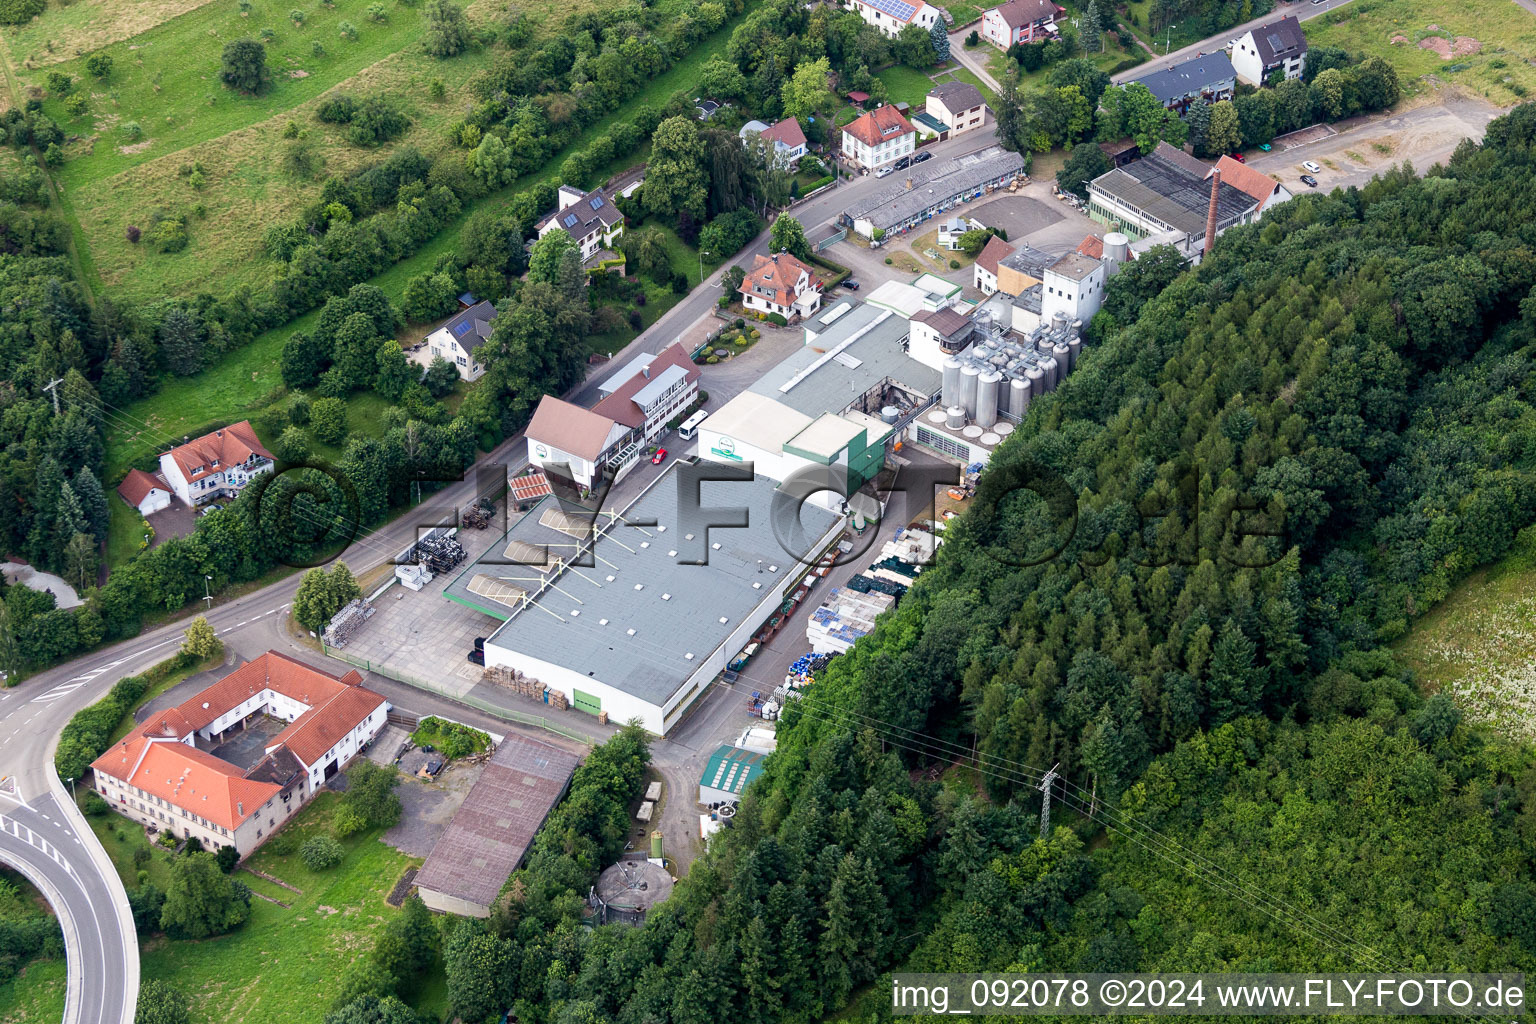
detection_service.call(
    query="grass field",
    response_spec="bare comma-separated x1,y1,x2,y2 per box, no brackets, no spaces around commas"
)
1393,524,1536,742
0,792,436,1024
1304,0,1536,106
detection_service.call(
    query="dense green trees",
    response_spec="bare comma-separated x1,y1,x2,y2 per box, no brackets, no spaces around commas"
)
219,40,270,94
160,852,250,939
293,562,361,632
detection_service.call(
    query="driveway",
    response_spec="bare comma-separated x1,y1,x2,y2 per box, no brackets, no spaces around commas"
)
946,36,1002,93
1246,92,1501,194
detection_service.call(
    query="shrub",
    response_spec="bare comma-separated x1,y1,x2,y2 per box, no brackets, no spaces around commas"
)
64,93,88,116
290,8,305,23
337,19,357,39
85,52,113,78
965,30,980,47
950,259,961,269
150,217,189,253
705,354,719,364
0,0,47,25
125,224,140,243
215,845,240,873
81,791,109,816
259,26,275,40
884,256,893,264
310,397,349,444
220,39,271,94
366,2,386,19
46,71,72,96
429,78,445,100
312,40,326,56
264,830,299,856
766,312,788,326
299,835,344,871
120,121,142,141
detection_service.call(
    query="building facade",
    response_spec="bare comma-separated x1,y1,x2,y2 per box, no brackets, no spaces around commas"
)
1231,16,1307,85
426,299,497,382
1128,52,1238,112
535,185,625,261
739,251,824,319
841,105,917,170
846,0,941,38
981,0,1062,48
90,652,389,857
116,469,172,516
158,421,274,508
925,81,987,136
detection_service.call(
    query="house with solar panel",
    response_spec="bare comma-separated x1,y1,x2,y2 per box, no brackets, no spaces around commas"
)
847,0,941,39
981,0,1063,48
1230,16,1307,86
426,299,497,382
535,184,626,263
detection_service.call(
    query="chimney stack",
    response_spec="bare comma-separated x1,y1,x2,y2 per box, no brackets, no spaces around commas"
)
1203,169,1220,258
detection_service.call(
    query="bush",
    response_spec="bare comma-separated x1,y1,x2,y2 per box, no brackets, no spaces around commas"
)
949,259,961,269
264,830,299,856
55,674,149,781
884,256,893,265
150,217,189,253
765,312,788,326
81,791,109,816
215,845,240,873
86,52,112,78
64,93,87,116
310,397,349,444
220,39,271,94
120,121,142,141
966,29,980,47
0,0,47,25
125,224,141,243
299,835,344,871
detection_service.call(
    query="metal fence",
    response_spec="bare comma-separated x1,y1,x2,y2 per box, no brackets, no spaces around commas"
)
322,645,595,746
815,228,848,251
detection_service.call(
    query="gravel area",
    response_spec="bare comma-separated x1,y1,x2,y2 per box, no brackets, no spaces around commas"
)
380,760,483,859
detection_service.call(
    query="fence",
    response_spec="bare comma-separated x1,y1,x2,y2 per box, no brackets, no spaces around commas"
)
322,644,596,746
815,228,847,251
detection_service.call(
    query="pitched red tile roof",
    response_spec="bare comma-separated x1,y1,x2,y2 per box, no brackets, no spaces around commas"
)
1209,155,1284,207
117,469,166,507
92,736,282,831
165,421,273,485
591,343,701,428
739,252,822,308
842,105,916,149
759,118,807,149
976,234,1016,276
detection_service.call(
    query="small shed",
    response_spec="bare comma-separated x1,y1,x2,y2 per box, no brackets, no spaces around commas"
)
116,469,172,516
698,744,766,806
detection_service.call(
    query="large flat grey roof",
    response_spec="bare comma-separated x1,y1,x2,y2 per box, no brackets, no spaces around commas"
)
1090,150,1256,237
479,466,841,706
413,736,579,910
748,302,941,416
842,146,1027,232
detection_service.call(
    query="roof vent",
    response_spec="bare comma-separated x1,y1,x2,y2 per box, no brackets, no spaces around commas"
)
202,702,210,710
684,652,695,660
685,533,694,541
712,542,721,550
570,609,580,617
768,564,779,572
656,525,666,532
640,541,650,549
634,583,644,591
599,618,609,626
753,582,762,589
668,550,677,558
718,617,728,624
606,575,616,582
662,593,671,601
627,628,637,636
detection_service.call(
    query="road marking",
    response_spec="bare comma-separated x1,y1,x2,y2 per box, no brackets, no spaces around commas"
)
0,812,79,879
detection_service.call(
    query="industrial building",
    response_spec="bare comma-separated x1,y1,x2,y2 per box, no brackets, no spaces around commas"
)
447,465,843,736
840,146,1028,239
414,736,580,917
1087,143,1260,257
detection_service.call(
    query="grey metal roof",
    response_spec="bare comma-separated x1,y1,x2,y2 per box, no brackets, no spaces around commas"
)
1089,148,1257,237
413,736,579,910
631,363,689,409
747,302,941,416
999,243,1058,277
841,146,1027,233
1130,52,1237,104
478,469,840,707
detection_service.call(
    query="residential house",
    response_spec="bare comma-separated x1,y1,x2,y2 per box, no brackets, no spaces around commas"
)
1128,52,1237,112
739,117,808,168
846,0,941,39
1207,155,1293,216
937,215,979,250
90,651,389,857
739,251,824,320
981,0,1063,48
159,421,274,508
535,184,626,262
426,299,497,382
973,234,1015,294
116,469,171,516
1231,16,1307,85
841,105,917,170
925,81,988,136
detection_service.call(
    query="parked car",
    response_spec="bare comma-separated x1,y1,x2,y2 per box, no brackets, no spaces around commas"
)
652,447,668,465
1230,152,1245,163
1300,174,1319,187
875,166,894,178
1301,160,1322,174
200,504,223,516
912,151,933,164
843,279,861,291
467,649,485,666
893,156,911,171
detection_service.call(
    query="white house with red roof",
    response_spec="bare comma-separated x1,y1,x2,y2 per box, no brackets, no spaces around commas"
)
116,468,172,515
158,420,274,508
841,105,916,170
90,651,388,856
846,0,941,38
981,0,1063,48
739,251,824,320
740,118,808,168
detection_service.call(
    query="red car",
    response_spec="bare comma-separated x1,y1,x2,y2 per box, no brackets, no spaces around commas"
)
651,448,668,465
1231,152,1246,163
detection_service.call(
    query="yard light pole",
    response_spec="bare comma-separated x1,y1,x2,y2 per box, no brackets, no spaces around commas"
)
698,249,711,285
1165,22,1177,55
66,777,76,802
203,573,213,609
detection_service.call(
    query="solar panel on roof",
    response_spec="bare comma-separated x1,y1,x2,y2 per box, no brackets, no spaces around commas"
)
1267,33,1283,49
590,195,605,209
865,0,918,20
452,320,471,336
562,213,579,228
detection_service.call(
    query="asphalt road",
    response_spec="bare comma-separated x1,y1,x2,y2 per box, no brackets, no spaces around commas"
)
1111,0,1358,83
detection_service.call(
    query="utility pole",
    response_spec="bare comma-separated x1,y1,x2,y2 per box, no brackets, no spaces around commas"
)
1038,763,1060,838
42,377,64,416
203,574,214,609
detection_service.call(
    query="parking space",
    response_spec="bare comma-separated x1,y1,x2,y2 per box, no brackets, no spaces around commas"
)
964,194,1066,240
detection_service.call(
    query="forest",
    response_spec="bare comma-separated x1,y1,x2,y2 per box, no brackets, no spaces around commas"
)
378,106,1536,1024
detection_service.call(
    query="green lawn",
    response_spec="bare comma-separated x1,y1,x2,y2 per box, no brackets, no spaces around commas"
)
876,63,943,107
1393,524,1536,742
1304,0,1536,105
0,959,66,1023
107,496,154,568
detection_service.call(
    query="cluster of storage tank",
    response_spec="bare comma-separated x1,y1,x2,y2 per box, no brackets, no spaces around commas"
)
939,311,1083,429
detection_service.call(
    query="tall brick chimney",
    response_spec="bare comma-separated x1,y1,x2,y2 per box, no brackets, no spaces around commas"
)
1203,169,1221,258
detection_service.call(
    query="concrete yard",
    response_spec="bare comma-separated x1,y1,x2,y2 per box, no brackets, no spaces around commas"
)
381,760,484,859
208,716,286,770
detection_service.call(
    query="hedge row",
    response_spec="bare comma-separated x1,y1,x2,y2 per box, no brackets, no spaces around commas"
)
54,649,206,782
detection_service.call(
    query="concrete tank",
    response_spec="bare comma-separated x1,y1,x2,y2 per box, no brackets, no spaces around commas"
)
945,405,966,430
959,364,981,419
941,358,962,409
976,371,1001,428
1011,376,1030,418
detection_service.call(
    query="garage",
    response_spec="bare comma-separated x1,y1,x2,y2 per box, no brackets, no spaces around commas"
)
572,689,602,715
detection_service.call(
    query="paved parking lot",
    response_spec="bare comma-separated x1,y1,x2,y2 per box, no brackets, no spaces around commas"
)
964,194,1065,241
208,717,285,769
